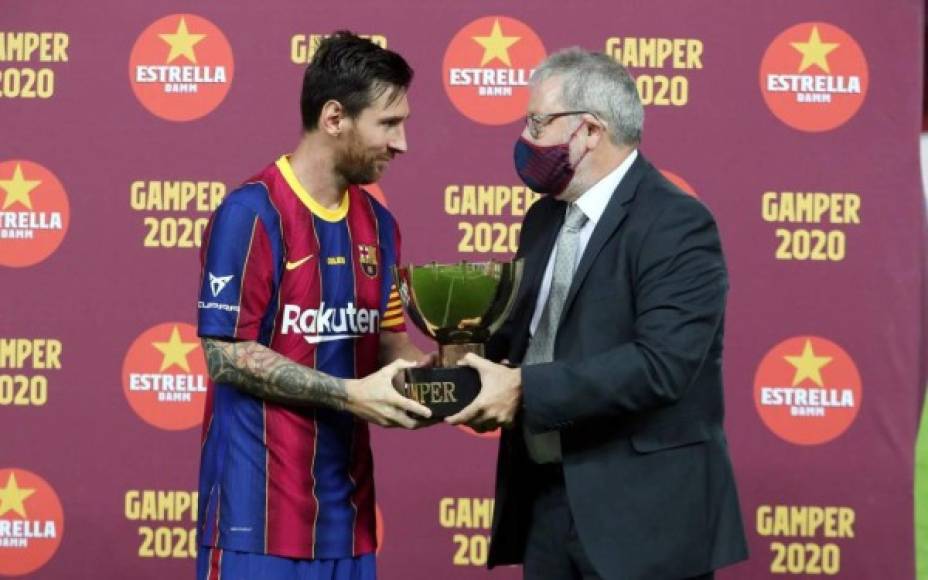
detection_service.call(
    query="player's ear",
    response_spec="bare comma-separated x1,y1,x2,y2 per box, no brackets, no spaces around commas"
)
319,99,345,136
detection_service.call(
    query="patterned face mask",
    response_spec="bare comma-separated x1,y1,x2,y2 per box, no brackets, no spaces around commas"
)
512,124,587,196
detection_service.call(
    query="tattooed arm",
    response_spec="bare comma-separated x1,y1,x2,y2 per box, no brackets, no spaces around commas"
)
202,338,432,428
202,338,348,408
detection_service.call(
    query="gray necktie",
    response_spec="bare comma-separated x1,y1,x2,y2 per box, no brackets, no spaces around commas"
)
523,204,588,463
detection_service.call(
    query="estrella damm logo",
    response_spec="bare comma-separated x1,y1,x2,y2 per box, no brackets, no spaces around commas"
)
362,183,387,207
0,468,64,576
0,160,69,268
659,169,697,197
443,16,546,125
121,322,206,431
760,22,868,132
376,504,384,554
457,425,500,440
754,336,862,445
129,14,234,122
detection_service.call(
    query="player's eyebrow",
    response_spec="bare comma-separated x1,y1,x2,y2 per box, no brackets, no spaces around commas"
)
380,113,409,124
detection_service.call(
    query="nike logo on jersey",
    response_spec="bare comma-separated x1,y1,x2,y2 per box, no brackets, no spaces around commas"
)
209,273,234,297
285,254,314,270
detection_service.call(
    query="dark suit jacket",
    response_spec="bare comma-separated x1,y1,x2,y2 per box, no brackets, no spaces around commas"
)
486,153,748,580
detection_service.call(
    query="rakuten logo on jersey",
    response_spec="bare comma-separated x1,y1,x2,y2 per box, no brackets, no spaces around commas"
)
281,303,380,344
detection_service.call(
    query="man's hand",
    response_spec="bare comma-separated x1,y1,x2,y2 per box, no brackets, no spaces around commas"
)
389,351,438,394
445,353,521,432
346,359,433,429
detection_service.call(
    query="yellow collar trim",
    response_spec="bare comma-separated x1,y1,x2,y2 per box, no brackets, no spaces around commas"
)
276,155,349,222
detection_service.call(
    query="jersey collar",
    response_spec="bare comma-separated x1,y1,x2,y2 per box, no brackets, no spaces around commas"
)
276,155,349,222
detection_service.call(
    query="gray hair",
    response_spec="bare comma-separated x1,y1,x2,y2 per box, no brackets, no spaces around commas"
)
530,48,644,146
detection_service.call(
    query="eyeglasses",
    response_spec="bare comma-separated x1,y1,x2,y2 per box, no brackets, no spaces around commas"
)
525,110,595,139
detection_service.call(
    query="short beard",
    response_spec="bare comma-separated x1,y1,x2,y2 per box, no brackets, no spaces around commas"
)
335,133,380,185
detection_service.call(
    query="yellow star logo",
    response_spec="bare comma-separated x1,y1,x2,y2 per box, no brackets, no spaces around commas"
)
152,325,199,372
472,19,520,67
785,339,832,387
0,472,36,518
159,17,206,64
790,25,839,74
0,163,42,210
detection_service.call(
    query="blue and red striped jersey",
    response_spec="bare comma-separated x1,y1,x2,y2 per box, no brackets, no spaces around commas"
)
195,155,405,559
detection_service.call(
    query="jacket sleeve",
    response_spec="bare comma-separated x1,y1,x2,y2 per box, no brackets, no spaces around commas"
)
521,196,728,432
486,199,546,363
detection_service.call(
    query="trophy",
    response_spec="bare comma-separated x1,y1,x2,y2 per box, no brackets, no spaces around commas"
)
393,260,523,418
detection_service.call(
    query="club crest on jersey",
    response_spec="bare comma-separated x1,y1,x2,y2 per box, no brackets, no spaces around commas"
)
358,244,378,278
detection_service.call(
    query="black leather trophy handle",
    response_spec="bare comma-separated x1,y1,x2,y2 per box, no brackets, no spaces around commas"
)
403,366,481,419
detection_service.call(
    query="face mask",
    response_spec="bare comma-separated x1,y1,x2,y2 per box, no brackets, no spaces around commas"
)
513,124,586,195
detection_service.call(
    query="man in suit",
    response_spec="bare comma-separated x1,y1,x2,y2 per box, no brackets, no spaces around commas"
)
446,48,748,580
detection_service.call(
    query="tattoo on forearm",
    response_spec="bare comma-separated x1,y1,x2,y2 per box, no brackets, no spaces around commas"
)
202,339,347,410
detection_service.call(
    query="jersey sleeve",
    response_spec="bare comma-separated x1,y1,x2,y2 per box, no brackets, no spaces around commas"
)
381,284,405,331
197,201,275,341
380,218,406,333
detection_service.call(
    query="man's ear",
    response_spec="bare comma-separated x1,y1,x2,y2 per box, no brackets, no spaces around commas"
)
319,99,345,136
584,117,605,151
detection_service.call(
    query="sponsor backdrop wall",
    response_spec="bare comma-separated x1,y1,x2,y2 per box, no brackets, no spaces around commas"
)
1,1,924,578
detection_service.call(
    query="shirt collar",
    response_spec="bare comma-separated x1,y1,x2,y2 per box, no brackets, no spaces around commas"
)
573,149,638,225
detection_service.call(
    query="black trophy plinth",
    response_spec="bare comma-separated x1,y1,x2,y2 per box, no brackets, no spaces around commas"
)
403,366,481,419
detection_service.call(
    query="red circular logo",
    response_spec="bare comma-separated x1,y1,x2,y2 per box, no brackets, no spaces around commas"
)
375,504,384,554
362,183,387,207
0,160,70,268
760,22,868,132
456,425,500,440
0,468,64,576
122,322,207,431
754,336,862,445
129,14,234,122
443,16,546,125
660,169,697,197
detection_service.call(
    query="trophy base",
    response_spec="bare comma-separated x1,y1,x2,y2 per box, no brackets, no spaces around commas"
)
403,366,481,419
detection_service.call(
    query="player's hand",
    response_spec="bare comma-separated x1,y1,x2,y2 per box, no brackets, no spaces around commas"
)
346,359,433,429
445,353,521,432
388,352,442,428
388,351,436,393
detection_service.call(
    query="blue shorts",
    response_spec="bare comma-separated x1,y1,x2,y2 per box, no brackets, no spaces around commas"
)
197,546,376,580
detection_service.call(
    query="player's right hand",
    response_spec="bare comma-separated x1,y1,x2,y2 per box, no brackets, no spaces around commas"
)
345,359,433,429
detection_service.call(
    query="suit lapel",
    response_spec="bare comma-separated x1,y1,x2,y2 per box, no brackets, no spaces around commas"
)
559,154,649,325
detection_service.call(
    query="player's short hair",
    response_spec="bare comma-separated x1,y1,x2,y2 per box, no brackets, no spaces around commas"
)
300,31,414,131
